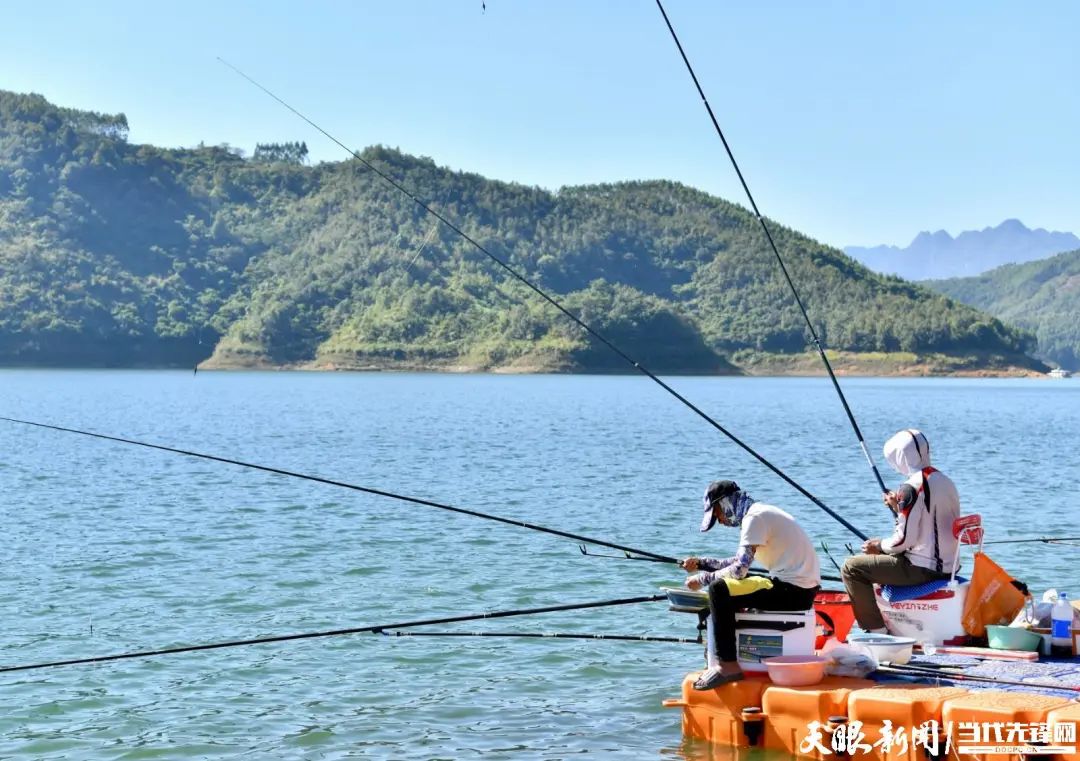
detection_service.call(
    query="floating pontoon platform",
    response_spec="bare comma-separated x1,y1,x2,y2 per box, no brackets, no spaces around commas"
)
664,654,1080,761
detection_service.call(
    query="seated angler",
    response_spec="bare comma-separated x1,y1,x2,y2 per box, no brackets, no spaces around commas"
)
682,480,822,689
841,429,960,634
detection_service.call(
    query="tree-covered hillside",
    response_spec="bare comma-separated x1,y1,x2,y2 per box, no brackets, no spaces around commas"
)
925,249,1080,371
0,90,1041,373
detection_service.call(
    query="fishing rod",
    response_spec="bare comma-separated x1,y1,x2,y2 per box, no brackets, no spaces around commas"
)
820,541,844,576
654,0,890,501
217,58,867,542
0,416,676,563
877,663,1080,693
576,547,844,584
0,594,664,674
579,546,669,563
984,536,1080,545
380,631,701,644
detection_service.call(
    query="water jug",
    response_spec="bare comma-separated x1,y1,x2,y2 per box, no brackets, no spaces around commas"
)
1051,592,1072,657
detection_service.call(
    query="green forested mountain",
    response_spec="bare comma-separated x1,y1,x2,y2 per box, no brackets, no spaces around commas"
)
0,90,1041,373
925,250,1080,371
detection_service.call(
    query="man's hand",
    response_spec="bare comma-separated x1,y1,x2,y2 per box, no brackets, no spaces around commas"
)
685,573,707,591
883,491,899,512
680,557,699,572
862,538,883,555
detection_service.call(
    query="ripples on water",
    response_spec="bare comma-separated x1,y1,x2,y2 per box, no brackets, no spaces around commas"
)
1,371,1078,759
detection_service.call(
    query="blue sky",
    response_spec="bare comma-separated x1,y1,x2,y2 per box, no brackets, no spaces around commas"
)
3,1,1077,248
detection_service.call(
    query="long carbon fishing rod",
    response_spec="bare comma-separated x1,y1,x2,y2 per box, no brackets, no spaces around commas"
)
0,594,664,674
655,0,889,500
576,547,844,583
877,664,1080,693
984,536,1080,545
0,416,675,563
381,631,701,644
217,58,866,542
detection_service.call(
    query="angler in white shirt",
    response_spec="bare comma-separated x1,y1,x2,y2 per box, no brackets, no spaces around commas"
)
681,479,821,690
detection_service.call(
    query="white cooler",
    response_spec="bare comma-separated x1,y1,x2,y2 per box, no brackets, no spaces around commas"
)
704,608,817,672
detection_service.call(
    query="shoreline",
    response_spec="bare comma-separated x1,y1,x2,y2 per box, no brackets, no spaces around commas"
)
0,350,1052,378
0,364,1049,379
192,348,1051,378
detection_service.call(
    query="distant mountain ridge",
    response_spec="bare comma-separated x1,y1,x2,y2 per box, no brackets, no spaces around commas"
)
845,219,1080,281
924,247,1080,371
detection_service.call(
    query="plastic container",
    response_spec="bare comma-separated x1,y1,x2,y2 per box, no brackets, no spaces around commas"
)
762,655,826,686
846,633,916,665
1052,592,1073,656
873,582,969,644
986,624,1043,652
661,586,709,613
735,609,817,672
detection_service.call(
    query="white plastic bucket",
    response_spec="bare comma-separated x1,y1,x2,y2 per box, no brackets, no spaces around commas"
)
730,609,817,672
874,582,969,645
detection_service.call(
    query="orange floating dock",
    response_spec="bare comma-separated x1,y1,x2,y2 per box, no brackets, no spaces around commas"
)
665,669,1080,761
1048,703,1080,761
941,691,1072,761
760,676,876,759
849,685,968,761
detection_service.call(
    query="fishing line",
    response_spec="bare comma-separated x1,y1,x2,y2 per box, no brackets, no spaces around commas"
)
654,0,889,500
0,594,664,674
0,416,675,563
405,220,440,273
216,58,866,542
380,631,701,644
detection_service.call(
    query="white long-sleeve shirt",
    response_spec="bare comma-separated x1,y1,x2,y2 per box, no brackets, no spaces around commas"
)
880,430,960,573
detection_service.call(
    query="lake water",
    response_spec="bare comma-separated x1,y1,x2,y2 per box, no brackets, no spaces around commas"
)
2,371,1078,759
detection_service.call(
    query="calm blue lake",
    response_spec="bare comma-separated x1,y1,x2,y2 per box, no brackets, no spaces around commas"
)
1,371,1078,759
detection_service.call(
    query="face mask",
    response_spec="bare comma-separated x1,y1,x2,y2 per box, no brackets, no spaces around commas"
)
718,490,753,527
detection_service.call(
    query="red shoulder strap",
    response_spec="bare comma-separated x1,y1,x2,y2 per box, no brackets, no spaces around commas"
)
915,466,937,509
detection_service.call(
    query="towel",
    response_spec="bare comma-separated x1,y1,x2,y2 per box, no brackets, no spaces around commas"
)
881,577,966,603
725,576,774,596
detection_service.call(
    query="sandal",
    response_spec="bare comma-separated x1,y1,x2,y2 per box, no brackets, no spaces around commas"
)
692,667,745,690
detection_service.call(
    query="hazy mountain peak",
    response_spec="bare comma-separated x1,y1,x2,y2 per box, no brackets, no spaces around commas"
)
845,220,1079,280
912,229,952,246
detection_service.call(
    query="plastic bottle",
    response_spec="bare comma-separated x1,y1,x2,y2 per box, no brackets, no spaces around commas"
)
1051,592,1073,657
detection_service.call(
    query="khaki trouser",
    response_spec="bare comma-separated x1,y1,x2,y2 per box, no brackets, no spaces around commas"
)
841,553,949,631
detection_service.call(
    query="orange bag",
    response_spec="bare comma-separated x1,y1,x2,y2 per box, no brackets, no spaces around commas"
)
961,551,1027,638
814,591,856,648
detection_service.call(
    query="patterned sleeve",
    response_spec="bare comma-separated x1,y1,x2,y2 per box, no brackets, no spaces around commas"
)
698,555,736,572
702,545,757,584
881,484,919,554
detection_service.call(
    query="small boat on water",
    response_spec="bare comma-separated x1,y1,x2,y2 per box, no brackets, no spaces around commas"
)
1049,368,1071,379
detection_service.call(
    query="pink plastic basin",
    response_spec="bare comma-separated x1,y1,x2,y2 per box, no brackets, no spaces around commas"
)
762,655,826,686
